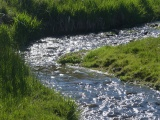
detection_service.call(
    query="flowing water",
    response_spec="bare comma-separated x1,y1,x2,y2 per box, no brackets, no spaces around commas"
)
24,22,160,119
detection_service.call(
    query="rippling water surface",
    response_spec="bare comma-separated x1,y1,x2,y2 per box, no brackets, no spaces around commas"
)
24,22,160,119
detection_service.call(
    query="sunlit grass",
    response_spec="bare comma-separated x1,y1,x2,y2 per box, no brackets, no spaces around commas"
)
1,0,160,119
82,37,160,89
0,83,79,120
59,37,160,90
0,2,79,118
0,23,79,120
2,0,160,35
13,13,42,47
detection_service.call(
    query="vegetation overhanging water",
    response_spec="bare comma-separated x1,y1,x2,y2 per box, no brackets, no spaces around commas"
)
1,0,160,119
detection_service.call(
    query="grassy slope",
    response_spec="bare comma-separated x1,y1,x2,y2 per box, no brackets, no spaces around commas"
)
0,2,79,120
59,37,160,90
0,25,79,120
0,82,78,120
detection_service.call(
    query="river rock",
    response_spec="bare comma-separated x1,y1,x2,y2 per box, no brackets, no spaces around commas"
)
126,91,137,95
107,111,120,117
149,23,159,28
87,104,99,108
155,101,160,106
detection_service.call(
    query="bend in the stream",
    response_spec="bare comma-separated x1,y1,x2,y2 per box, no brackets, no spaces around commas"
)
24,21,160,120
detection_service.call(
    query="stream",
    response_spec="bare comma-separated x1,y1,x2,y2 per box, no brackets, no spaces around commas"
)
24,22,160,119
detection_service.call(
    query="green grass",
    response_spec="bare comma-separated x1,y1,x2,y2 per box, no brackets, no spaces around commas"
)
1,0,160,119
0,23,79,120
83,37,160,89
0,83,78,120
13,13,42,47
0,2,73,118
0,3,79,119
59,37,160,90
58,50,87,65
2,0,160,35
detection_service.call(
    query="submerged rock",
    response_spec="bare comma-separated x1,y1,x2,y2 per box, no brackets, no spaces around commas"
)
87,104,99,108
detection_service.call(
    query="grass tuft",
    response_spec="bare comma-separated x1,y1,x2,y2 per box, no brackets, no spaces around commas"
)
13,13,42,47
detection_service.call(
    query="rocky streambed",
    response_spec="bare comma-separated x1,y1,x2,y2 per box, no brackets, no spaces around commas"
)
24,22,160,119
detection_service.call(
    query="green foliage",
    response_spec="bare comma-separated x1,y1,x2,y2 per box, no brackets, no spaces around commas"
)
0,25,12,48
73,37,160,89
0,82,79,120
0,1,80,119
13,13,42,47
0,25,30,97
0,0,160,118
2,0,160,35
0,24,79,119
58,51,85,65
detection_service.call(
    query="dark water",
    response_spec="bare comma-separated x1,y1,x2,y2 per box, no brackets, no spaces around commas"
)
24,22,160,119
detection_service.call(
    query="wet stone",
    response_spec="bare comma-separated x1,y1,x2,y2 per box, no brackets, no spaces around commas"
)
155,101,160,106
107,111,119,117
112,118,120,120
149,23,159,28
87,104,99,108
126,91,137,95
121,114,133,119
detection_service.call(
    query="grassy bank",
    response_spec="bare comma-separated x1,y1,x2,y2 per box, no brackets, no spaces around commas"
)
2,0,160,35
58,37,160,90
0,25,79,119
0,3,79,119
1,0,160,119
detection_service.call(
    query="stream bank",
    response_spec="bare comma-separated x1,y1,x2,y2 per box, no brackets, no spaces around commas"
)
59,36,160,90
24,21,160,119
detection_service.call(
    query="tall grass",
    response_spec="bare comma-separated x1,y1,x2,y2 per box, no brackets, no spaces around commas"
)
13,13,42,47
4,0,160,35
0,24,79,119
0,2,79,118
0,0,160,118
0,25,33,102
2,0,160,35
